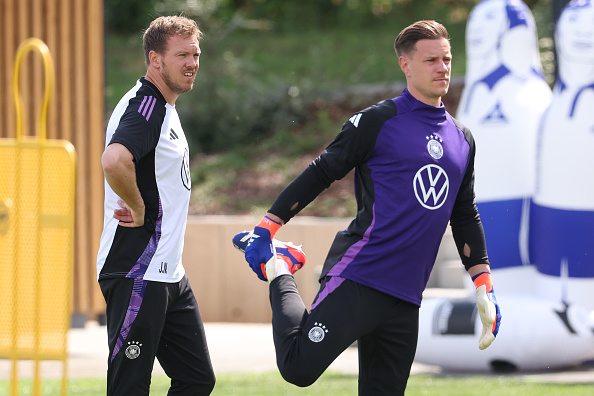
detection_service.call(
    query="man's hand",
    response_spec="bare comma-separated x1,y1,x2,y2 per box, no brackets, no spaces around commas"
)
473,271,501,350
113,199,145,227
244,215,282,281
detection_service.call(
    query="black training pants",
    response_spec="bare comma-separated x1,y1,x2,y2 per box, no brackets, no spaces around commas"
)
270,275,419,396
100,275,215,396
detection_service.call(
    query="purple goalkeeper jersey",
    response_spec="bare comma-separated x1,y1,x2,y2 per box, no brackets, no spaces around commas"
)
270,88,483,306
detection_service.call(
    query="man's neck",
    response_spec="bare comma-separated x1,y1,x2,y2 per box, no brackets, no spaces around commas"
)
407,87,441,107
144,70,178,105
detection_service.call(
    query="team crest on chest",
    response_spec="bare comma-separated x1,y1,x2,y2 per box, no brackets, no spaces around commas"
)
426,134,443,159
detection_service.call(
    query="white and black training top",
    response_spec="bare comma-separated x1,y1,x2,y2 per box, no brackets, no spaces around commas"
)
96,77,192,283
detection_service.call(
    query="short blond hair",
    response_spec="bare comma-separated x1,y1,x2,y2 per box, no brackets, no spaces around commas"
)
143,15,203,66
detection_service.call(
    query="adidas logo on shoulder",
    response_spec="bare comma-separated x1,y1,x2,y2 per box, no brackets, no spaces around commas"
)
169,128,179,140
349,113,362,128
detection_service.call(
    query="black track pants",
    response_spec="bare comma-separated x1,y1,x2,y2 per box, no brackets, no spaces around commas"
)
100,275,216,396
270,275,419,396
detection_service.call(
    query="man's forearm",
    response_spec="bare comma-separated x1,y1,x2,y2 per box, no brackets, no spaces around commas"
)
102,143,145,213
467,263,490,277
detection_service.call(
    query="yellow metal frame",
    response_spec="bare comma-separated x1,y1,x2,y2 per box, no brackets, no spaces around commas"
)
0,38,76,396
12,38,54,142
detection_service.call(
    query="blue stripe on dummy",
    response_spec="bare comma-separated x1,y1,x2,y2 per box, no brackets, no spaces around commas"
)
477,199,525,269
506,0,529,29
530,203,594,277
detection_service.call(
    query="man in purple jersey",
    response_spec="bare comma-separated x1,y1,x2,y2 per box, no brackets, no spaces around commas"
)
237,20,501,395
97,16,215,395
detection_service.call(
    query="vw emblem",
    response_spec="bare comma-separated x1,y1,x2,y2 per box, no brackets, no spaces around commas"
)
413,164,449,210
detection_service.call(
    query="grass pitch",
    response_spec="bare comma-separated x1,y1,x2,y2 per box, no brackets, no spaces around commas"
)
1,371,593,395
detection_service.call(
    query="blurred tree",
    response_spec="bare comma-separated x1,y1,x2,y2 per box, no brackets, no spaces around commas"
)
105,0,230,34
104,0,551,34
104,0,162,34
104,0,551,154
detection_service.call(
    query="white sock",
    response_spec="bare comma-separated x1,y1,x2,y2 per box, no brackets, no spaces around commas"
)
274,255,291,277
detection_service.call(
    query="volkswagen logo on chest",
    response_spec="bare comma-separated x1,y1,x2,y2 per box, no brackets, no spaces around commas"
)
413,164,449,210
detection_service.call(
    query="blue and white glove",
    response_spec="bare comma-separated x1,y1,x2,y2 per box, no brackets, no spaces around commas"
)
473,271,501,350
244,215,282,281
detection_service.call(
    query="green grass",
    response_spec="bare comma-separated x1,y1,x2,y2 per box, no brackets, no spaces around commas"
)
2,371,593,395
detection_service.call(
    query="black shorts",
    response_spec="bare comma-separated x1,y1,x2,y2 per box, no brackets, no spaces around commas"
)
270,275,419,396
99,275,215,395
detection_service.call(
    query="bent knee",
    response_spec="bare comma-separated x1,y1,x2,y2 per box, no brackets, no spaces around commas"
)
279,366,321,388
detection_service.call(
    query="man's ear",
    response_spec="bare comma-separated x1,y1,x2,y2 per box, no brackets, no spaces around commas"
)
398,55,410,76
148,50,161,69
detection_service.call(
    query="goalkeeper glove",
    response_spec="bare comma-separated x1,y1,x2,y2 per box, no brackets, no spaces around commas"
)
244,215,282,281
473,271,501,350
